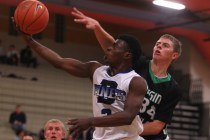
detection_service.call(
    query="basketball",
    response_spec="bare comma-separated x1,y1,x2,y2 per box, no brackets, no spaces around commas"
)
14,0,49,35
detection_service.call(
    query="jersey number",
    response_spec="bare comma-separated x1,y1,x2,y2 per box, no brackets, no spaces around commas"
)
140,98,155,120
101,108,111,116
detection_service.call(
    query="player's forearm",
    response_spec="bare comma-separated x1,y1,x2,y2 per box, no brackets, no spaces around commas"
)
23,35,62,67
94,24,115,52
141,121,165,136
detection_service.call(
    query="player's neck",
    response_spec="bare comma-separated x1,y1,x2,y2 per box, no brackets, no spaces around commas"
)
108,66,132,76
150,60,169,78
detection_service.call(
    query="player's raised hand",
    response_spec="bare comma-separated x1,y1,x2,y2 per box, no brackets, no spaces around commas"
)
67,117,92,140
11,17,21,32
11,16,31,37
71,7,100,30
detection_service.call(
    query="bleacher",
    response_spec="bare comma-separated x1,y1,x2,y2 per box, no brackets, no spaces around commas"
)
167,69,208,140
168,104,206,140
1,64,209,140
0,64,93,140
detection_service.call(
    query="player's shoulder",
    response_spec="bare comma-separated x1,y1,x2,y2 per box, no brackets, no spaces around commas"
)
170,77,181,88
88,61,102,68
168,77,182,96
131,75,148,89
87,61,102,77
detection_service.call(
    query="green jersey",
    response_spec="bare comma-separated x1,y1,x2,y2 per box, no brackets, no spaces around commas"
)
137,60,182,140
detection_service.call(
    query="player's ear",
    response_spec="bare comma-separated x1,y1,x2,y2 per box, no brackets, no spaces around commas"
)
124,52,132,59
44,132,47,139
172,52,179,60
62,132,65,139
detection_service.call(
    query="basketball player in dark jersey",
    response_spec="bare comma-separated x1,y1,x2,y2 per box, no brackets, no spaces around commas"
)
72,8,182,140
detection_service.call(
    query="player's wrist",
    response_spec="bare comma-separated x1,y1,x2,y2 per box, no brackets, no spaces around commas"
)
23,35,33,42
94,23,102,31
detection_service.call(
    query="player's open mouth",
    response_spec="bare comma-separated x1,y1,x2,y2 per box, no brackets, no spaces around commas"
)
51,136,56,139
154,50,161,55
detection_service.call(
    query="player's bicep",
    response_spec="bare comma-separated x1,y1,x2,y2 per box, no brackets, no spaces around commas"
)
59,58,101,78
125,77,147,116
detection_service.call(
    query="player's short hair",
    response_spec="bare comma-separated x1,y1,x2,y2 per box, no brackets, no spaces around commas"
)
117,34,142,69
160,34,182,56
44,119,65,132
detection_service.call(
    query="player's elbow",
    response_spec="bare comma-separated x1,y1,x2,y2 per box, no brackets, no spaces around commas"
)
124,114,136,125
153,126,163,135
52,58,64,69
150,122,165,135
124,119,133,125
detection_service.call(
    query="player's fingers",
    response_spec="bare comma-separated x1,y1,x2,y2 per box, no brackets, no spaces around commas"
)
72,11,84,19
70,130,76,137
10,17,22,33
69,127,81,140
69,125,78,135
11,17,14,22
73,7,84,16
10,17,26,35
67,118,78,125
11,17,17,27
74,19,88,24
75,132,82,140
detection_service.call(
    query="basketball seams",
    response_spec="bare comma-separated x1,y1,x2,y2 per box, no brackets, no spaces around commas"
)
22,1,37,33
14,0,49,34
26,5,47,33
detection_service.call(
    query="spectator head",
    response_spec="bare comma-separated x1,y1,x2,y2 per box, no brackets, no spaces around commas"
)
15,104,22,114
44,119,65,140
15,128,25,138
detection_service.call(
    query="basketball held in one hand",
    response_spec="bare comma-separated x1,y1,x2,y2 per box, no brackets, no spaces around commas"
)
14,0,49,35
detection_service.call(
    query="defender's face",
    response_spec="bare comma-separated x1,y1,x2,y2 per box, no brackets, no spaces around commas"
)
104,39,129,65
153,38,178,62
44,122,65,140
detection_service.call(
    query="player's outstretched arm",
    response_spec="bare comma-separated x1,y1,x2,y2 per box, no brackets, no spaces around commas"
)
11,16,101,78
22,34,100,78
72,7,115,52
